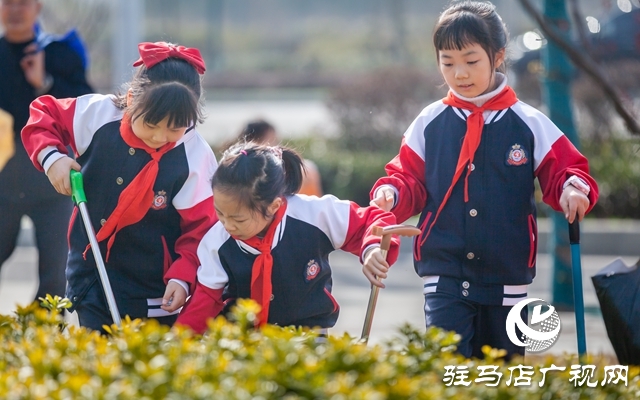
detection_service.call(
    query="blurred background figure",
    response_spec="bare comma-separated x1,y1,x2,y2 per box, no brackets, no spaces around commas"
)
235,118,324,197
0,0,93,301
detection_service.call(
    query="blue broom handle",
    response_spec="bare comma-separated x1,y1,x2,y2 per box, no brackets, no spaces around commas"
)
569,220,587,357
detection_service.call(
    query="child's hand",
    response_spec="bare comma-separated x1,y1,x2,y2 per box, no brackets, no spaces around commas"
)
369,187,394,212
560,185,590,223
162,281,188,312
46,156,81,196
362,246,390,288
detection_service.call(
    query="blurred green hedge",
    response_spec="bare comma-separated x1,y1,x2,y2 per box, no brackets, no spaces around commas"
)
0,296,638,399
287,136,640,219
582,137,640,219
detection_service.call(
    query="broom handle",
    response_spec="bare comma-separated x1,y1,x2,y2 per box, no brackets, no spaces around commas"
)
360,234,392,342
360,225,421,342
569,220,587,358
71,171,122,328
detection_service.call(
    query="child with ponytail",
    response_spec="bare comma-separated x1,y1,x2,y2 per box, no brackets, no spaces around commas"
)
22,42,218,331
177,142,399,333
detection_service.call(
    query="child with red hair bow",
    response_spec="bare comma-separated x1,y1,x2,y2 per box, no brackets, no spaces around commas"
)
22,42,217,332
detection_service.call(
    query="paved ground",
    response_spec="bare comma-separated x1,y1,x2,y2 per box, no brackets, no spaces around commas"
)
0,232,631,361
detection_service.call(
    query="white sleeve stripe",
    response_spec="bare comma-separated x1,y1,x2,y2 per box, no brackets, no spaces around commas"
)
404,102,448,162
285,195,350,250
39,147,58,165
196,223,230,290
40,149,66,174
510,102,564,171
38,145,58,166
72,94,123,157
172,131,218,210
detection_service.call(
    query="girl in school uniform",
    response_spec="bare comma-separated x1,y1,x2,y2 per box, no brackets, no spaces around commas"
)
369,1,598,359
22,42,217,331
177,142,399,333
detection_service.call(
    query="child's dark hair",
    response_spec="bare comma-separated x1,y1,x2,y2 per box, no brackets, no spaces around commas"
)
113,57,204,128
212,142,304,217
239,119,276,143
433,1,508,73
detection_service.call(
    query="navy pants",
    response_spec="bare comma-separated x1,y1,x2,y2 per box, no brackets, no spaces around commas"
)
424,292,526,360
75,281,177,333
0,196,72,300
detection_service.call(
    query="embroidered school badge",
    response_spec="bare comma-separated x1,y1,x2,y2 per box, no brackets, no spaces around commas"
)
506,143,529,166
305,260,320,281
151,190,168,210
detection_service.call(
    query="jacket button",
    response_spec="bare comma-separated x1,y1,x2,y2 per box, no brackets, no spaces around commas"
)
469,209,477,217
462,290,469,297
462,281,470,289
129,147,136,155
467,252,475,260
100,219,106,226
468,163,475,171
72,296,78,302
270,294,274,301
116,177,123,185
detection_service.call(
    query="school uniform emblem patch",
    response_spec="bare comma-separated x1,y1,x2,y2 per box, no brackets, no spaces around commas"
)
506,144,529,166
151,190,168,210
305,259,320,281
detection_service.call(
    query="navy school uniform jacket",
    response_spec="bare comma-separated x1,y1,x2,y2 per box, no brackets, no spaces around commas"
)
371,80,598,306
21,94,217,319
176,194,400,333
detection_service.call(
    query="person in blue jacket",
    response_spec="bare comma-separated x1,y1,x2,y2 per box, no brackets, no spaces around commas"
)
0,0,93,301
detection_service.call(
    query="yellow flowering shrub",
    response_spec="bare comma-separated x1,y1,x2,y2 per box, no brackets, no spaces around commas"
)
0,296,637,399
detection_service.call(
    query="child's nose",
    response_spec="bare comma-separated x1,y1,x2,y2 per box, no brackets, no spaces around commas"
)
222,219,235,232
455,67,468,78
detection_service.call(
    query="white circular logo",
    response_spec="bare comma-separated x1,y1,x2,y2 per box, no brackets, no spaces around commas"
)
505,298,561,352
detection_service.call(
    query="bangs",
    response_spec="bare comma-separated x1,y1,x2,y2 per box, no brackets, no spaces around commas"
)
434,12,490,51
131,82,200,128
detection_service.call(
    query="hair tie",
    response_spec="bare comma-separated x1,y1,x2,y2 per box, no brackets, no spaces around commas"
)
240,150,248,155
132,42,206,74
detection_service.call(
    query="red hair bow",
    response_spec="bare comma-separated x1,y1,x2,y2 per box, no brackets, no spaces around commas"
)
132,42,206,74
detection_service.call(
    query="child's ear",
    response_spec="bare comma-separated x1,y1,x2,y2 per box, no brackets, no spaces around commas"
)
268,197,283,215
494,49,506,70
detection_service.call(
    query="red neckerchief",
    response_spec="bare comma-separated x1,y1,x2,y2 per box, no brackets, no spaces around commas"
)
84,114,175,261
133,42,206,74
422,86,518,242
233,199,287,326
